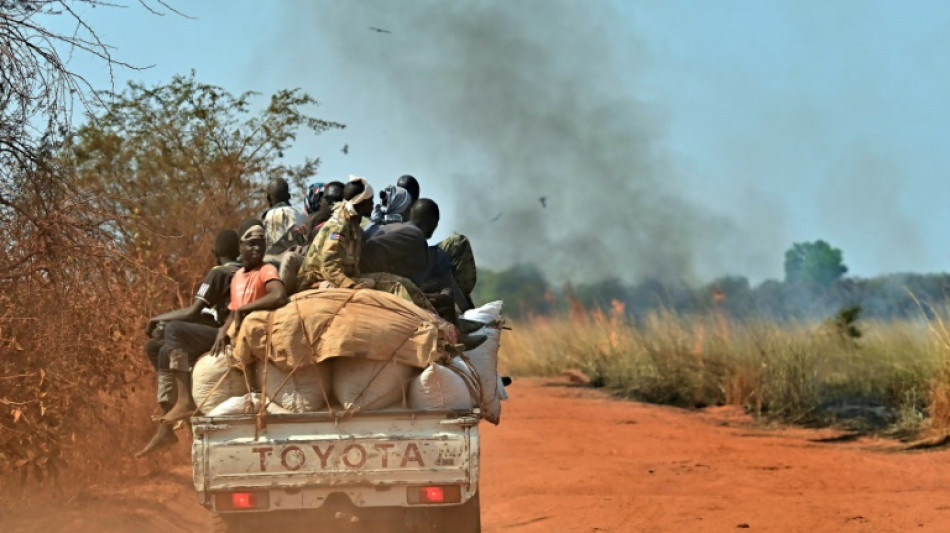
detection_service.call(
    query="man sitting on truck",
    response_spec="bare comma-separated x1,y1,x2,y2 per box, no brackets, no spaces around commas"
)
303,180,344,242
137,229,242,457
160,219,289,425
361,199,472,328
360,196,432,280
297,176,374,291
267,181,340,296
396,176,479,308
365,184,413,239
262,177,306,249
405,200,473,316
396,174,420,208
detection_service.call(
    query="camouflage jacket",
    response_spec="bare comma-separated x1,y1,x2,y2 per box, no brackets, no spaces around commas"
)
298,204,363,290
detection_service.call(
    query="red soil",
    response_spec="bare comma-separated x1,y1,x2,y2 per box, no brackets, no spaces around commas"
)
5,378,950,532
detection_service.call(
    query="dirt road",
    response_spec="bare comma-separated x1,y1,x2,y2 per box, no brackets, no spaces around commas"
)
5,379,950,532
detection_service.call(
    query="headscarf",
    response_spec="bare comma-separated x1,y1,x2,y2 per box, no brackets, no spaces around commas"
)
240,224,265,242
304,182,326,214
370,185,413,225
342,175,374,217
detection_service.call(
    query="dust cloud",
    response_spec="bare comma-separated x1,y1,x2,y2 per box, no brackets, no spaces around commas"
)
294,1,773,284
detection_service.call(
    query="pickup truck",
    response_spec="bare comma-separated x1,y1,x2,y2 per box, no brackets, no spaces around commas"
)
191,406,482,532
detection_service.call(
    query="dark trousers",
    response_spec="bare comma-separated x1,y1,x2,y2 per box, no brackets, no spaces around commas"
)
158,320,219,371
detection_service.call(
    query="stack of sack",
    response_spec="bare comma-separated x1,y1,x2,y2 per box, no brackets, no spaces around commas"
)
231,288,453,369
207,393,292,416
190,289,506,422
408,301,507,424
191,352,332,415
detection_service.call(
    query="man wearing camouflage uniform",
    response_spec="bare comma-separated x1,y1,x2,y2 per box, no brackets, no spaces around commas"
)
297,176,374,291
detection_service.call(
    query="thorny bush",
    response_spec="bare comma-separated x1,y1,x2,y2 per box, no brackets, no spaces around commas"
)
1,74,341,504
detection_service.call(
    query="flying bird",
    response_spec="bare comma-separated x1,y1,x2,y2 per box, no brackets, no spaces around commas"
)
539,196,547,208
368,27,392,34
490,212,503,222
341,144,349,155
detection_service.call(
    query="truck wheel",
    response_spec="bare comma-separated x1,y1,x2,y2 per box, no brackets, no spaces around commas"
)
439,491,481,533
209,512,255,533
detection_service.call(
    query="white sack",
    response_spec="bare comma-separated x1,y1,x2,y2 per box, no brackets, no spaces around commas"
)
255,362,331,413
409,358,477,411
462,300,504,326
206,393,292,416
332,358,415,411
464,326,503,424
192,352,246,414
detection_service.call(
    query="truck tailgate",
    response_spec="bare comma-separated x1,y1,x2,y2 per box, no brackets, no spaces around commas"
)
193,410,479,508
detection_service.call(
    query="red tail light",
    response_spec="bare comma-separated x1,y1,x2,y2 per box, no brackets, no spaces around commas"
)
407,485,462,504
232,492,256,509
423,487,445,503
214,491,269,511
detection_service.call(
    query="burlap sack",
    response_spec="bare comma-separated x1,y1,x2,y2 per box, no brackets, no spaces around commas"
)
232,288,450,371
332,358,416,411
192,350,247,414
255,362,332,412
408,358,477,411
355,272,437,313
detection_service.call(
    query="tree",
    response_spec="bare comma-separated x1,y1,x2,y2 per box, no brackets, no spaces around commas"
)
0,1,230,491
0,0,181,282
65,73,343,288
574,277,628,310
472,265,552,316
783,240,848,286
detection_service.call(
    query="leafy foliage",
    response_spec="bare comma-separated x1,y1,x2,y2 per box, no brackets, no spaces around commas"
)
1,73,341,496
829,305,863,342
1,1,343,503
1,0,142,283
475,263,950,323
784,240,848,286
472,264,552,316
65,73,343,288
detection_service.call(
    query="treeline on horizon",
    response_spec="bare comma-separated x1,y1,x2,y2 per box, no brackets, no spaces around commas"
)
473,241,950,322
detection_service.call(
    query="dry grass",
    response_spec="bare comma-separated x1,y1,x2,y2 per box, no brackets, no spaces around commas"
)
499,302,946,432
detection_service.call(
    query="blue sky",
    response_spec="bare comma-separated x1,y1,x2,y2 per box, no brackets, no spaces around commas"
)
40,1,950,283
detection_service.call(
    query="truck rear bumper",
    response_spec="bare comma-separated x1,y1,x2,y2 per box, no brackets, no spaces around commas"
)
198,482,477,511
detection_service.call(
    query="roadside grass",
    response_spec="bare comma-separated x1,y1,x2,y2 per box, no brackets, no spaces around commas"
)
498,304,947,434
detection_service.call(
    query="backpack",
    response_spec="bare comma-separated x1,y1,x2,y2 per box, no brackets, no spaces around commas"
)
266,224,308,256
437,233,477,295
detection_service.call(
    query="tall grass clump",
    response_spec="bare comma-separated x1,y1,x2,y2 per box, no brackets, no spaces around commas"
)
920,307,950,431
499,302,942,429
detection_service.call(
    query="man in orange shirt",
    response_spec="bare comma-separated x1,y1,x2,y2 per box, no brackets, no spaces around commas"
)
160,219,289,424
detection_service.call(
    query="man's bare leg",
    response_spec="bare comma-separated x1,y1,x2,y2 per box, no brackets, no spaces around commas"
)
135,419,178,457
159,369,196,423
136,371,180,457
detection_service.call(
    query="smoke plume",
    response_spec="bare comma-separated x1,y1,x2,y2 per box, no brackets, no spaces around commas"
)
818,149,926,273
296,1,768,283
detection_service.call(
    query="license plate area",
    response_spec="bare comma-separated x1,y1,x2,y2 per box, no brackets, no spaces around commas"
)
208,436,469,486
